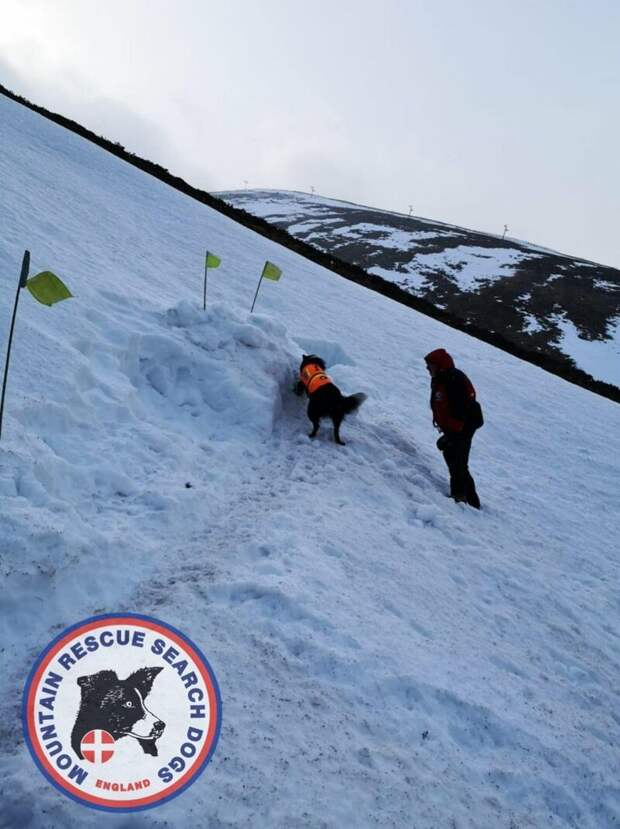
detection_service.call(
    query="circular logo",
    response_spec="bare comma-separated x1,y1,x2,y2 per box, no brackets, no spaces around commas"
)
22,614,222,812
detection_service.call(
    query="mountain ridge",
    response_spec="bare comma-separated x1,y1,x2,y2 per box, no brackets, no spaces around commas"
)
229,188,603,264
220,189,620,398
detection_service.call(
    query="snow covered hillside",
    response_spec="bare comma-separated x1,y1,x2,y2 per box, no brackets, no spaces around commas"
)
221,190,620,393
2,92,620,829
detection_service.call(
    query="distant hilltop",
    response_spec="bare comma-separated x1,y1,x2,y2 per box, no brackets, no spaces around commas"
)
220,190,620,396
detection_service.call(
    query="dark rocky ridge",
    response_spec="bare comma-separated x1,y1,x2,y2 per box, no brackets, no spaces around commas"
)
221,191,620,398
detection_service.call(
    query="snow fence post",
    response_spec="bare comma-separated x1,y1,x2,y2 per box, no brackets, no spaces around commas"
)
204,251,208,310
250,273,264,314
204,251,221,310
251,261,282,313
0,250,30,441
0,253,72,440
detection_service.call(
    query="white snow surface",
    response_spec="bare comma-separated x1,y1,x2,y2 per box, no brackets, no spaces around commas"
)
2,95,620,829
320,223,454,252
552,313,620,387
411,246,543,292
522,314,544,335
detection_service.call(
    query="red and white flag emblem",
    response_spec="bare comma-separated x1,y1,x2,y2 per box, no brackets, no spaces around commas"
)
80,729,115,763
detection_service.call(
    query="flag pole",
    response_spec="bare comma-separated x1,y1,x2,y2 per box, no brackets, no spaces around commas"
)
0,250,30,441
203,250,208,311
250,272,264,314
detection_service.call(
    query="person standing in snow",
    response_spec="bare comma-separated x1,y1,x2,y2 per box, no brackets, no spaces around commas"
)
424,349,482,509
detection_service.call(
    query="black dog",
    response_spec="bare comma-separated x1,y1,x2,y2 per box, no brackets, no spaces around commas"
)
71,667,165,758
294,354,366,445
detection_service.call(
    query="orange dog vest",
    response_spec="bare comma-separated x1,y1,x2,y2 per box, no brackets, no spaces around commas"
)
300,363,332,394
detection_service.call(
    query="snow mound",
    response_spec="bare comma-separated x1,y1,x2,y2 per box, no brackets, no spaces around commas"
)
128,300,298,437
0,299,299,712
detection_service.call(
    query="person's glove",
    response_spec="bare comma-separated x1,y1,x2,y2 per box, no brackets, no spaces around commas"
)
436,434,451,451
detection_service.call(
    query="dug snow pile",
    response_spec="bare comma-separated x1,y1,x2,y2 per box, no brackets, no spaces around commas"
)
1,91,620,829
1,299,297,654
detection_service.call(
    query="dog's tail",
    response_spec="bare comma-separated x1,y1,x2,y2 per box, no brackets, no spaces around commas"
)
343,392,367,415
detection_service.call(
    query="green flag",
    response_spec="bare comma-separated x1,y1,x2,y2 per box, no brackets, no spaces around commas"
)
261,261,282,281
26,271,72,306
206,252,221,269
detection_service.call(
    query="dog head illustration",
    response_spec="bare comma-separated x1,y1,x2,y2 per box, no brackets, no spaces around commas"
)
71,667,165,758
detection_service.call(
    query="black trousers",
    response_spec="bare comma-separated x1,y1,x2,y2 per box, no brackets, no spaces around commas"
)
442,433,480,508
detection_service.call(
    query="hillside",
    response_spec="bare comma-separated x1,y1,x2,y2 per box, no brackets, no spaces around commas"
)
1,92,620,828
221,190,620,395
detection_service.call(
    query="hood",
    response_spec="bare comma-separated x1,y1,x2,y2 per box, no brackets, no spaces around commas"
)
424,348,454,372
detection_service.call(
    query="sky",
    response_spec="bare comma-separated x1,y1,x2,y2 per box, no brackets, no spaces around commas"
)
1,0,619,268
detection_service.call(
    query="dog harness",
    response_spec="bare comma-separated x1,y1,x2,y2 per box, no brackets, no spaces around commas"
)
300,363,332,395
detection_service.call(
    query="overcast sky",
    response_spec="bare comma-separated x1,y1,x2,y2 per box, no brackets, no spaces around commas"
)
1,0,619,268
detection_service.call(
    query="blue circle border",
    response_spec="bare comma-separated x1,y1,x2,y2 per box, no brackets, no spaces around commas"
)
21,612,223,813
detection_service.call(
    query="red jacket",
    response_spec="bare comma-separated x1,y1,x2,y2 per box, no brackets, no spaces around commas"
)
425,349,477,434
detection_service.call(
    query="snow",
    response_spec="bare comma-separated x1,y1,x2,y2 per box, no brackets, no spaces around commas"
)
2,93,620,828
224,191,342,222
221,189,388,217
368,247,542,295
593,279,619,292
222,190,572,257
522,314,544,335
552,313,620,387
410,246,542,292
368,264,430,293
287,218,342,235
322,223,457,253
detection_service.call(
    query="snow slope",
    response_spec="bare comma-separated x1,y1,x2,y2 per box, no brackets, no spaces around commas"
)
2,93,620,829
220,190,620,391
